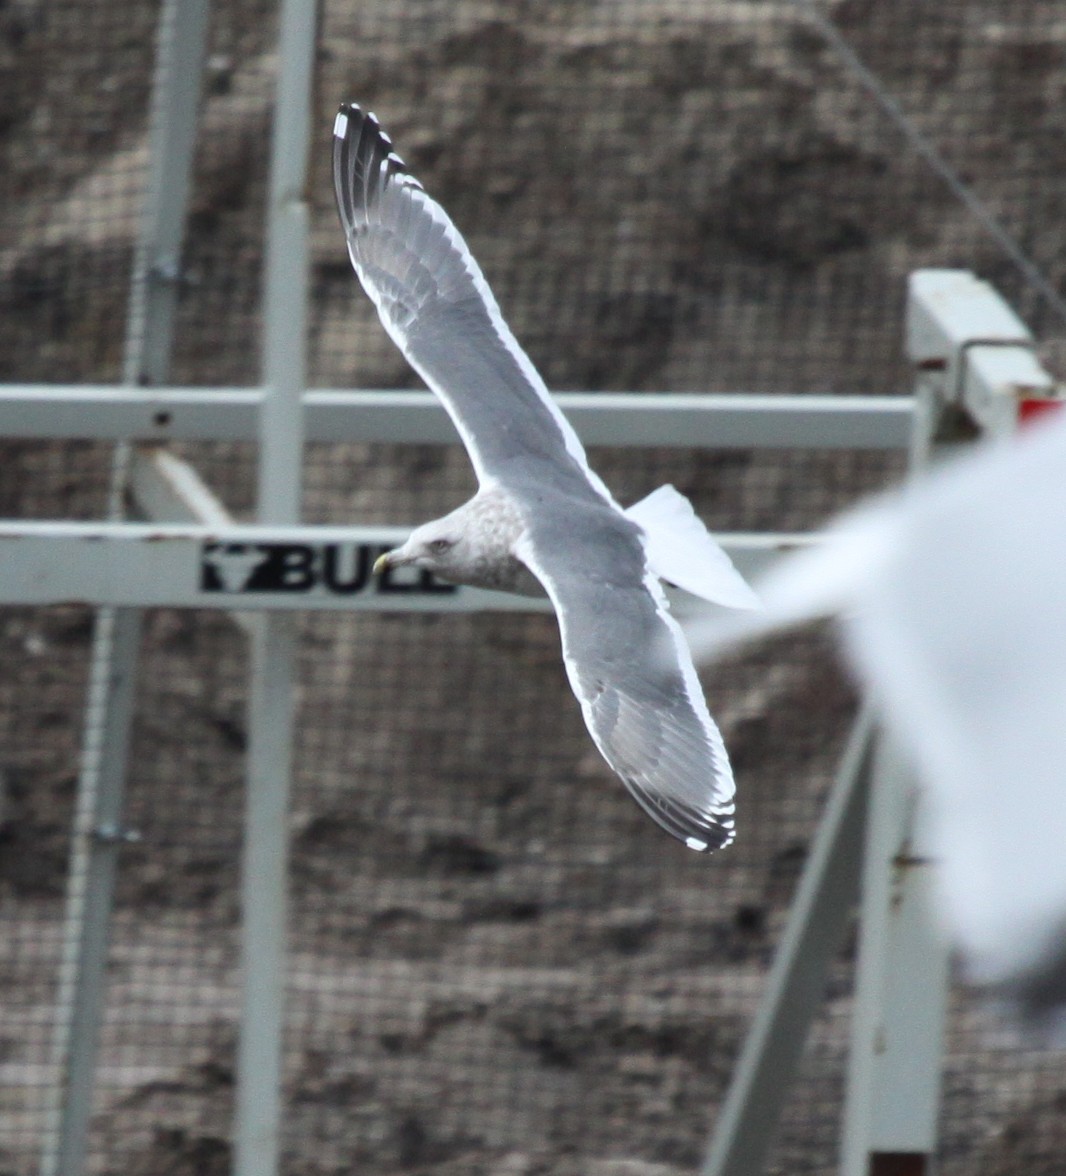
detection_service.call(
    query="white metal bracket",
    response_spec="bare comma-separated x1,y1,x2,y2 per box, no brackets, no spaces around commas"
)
906,270,1061,435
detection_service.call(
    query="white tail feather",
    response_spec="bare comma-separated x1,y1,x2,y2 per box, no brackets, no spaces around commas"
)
625,485,760,610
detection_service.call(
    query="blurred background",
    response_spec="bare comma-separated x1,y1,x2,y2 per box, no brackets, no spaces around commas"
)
1,1,1065,1173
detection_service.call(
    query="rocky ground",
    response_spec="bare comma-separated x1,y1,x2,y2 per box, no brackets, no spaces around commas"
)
2,1,1066,1174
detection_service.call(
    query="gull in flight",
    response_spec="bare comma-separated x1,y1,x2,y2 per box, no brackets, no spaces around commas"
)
333,103,757,852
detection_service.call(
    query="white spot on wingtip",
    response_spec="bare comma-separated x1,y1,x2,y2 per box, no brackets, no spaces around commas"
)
686,836,709,852
333,111,348,139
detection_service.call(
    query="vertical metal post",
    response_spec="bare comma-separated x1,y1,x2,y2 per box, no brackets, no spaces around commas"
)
232,0,316,1172
838,737,950,1176
701,710,874,1176
41,608,144,1176
40,2,210,1174
836,290,961,1176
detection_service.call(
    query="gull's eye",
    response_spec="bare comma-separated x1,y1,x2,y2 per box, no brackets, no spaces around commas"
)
428,538,453,555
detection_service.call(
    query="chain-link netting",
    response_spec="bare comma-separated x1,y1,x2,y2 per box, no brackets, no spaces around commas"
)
2,1,1065,1174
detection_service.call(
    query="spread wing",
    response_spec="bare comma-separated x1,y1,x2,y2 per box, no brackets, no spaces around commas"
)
332,103,610,501
516,506,737,853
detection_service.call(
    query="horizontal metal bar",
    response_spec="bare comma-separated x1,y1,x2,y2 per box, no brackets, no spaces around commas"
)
0,386,915,449
0,386,261,442
0,520,805,611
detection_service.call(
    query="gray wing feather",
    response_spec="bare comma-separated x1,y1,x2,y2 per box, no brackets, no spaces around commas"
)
332,104,605,496
517,506,737,853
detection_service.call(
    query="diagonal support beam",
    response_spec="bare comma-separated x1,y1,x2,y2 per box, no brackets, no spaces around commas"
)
701,709,875,1176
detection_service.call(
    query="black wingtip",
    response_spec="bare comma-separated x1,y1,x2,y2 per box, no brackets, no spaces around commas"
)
625,774,735,854
334,103,417,178
333,102,386,150
332,101,426,237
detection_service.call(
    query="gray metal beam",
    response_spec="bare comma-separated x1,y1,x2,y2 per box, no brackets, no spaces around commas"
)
838,739,950,1176
0,386,917,449
40,2,211,1174
130,446,239,530
40,608,144,1176
233,0,316,1172
128,0,213,388
701,710,874,1176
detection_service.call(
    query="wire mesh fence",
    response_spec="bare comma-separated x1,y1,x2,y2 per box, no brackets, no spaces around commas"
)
2,1,1065,1174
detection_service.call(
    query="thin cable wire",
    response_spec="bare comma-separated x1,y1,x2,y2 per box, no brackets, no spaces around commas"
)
793,0,1066,327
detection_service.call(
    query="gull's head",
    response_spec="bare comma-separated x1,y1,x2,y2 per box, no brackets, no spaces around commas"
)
373,518,466,581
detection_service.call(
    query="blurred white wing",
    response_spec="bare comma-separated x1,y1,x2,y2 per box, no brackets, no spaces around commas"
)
689,411,1066,1014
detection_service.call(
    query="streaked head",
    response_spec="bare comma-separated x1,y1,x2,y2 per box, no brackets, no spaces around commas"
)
372,518,465,581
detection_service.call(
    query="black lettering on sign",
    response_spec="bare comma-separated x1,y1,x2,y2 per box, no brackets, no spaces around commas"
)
322,543,373,594
272,544,316,590
201,543,271,592
200,542,458,597
377,560,457,595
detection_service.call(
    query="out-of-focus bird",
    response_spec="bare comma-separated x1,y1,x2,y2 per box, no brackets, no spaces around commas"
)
688,409,1066,1031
